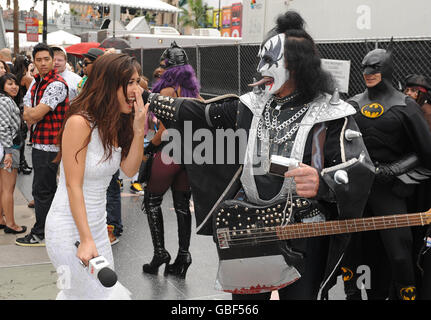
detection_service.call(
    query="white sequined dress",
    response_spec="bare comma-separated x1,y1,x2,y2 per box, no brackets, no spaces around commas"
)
45,128,131,300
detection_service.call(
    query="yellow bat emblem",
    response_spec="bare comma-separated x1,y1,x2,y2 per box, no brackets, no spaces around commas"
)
361,103,384,118
400,286,416,300
341,267,353,281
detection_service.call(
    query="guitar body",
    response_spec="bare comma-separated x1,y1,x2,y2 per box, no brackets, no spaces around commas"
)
212,195,431,295
213,197,326,294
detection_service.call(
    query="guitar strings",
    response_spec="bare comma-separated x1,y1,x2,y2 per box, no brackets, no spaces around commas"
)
224,214,425,237
223,213,426,236
219,214,428,247
225,217,425,240
224,220,425,247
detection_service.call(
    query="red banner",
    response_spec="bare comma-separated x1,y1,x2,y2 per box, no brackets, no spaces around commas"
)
25,17,39,42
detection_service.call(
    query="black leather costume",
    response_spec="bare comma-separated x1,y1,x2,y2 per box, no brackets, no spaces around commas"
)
142,86,375,299
141,11,375,299
343,46,431,300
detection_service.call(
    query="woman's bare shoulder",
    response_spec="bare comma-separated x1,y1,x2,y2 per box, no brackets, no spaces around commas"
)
64,114,91,133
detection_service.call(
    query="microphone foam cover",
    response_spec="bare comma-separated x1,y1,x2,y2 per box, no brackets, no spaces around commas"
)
97,267,118,288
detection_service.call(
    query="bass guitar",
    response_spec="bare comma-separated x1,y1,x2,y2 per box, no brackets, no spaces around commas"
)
213,197,431,294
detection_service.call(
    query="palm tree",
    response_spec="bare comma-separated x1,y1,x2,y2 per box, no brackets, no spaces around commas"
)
179,0,210,30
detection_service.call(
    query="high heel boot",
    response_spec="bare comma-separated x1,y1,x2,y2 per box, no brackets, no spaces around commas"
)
142,191,171,274
19,160,32,175
165,190,192,278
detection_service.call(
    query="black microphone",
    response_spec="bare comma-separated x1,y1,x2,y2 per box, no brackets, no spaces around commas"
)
74,241,118,287
142,90,151,104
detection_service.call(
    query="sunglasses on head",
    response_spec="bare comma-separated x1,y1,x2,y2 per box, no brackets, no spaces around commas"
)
23,56,31,66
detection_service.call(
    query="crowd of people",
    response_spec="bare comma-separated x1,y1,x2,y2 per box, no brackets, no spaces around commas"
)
1,9,431,300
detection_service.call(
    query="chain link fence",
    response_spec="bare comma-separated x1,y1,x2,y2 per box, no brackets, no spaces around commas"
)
124,37,431,99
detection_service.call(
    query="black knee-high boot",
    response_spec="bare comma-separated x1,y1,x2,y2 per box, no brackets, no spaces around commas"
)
19,145,32,175
142,191,171,274
165,190,192,278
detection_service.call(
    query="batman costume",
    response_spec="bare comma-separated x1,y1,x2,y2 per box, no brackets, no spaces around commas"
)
403,74,431,300
142,11,375,300
342,45,431,300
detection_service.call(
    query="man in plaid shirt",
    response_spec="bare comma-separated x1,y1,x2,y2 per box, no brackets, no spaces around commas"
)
17,43,69,247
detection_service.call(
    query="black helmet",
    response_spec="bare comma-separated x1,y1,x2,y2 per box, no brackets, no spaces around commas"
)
361,48,393,80
160,41,188,69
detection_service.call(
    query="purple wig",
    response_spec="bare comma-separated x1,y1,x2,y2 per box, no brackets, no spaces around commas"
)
152,64,200,98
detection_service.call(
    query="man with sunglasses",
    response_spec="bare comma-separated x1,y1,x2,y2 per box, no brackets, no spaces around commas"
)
77,48,104,95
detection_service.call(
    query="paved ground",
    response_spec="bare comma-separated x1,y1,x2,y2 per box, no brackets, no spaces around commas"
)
0,146,346,300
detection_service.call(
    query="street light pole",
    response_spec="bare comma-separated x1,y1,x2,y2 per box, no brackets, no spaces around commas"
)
42,0,47,43
217,0,221,30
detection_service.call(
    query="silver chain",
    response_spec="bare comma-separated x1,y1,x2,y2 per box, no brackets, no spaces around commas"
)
257,98,309,144
273,91,300,104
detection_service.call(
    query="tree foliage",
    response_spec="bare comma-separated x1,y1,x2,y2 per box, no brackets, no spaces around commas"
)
179,0,210,29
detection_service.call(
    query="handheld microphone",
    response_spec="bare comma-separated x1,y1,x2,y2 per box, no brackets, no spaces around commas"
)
74,241,118,288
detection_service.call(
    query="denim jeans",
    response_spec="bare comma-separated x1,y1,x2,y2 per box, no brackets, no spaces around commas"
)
31,148,59,238
106,169,122,236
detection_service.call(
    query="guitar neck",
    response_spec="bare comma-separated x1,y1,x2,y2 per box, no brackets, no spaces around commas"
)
276,212,431,240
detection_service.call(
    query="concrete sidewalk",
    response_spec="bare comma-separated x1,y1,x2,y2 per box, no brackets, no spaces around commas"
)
0,187,57,300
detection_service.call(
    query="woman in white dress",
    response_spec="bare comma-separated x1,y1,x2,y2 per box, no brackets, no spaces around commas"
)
45,53,148,299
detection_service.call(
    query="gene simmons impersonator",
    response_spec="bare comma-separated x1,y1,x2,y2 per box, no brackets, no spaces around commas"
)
341,44,431,300
141,11,375,300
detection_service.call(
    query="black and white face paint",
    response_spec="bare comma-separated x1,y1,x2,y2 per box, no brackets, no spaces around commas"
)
256,33,289,95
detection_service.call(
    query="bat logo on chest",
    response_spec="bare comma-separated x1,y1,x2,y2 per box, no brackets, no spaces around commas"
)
361,103,384,118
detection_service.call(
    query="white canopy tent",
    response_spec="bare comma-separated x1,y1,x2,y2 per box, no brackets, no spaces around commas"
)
56,0,181,13
6,30,81,49
47,29,82,45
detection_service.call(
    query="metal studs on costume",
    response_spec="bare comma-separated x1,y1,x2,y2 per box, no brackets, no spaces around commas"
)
151,95,176,121
344,129,362,141
329,88,341,105
334,170,349,184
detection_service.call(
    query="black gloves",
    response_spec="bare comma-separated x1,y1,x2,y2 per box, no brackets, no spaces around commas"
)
375,153,420,182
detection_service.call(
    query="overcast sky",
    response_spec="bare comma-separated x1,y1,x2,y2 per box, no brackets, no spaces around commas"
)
0,0,69,17
0,0,242,15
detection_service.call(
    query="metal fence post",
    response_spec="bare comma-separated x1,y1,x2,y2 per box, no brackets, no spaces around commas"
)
238,44,241,96
196,45,201,83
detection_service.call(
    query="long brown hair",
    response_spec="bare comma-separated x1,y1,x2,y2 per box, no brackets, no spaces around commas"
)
0,60,10,73
55,53,141,163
